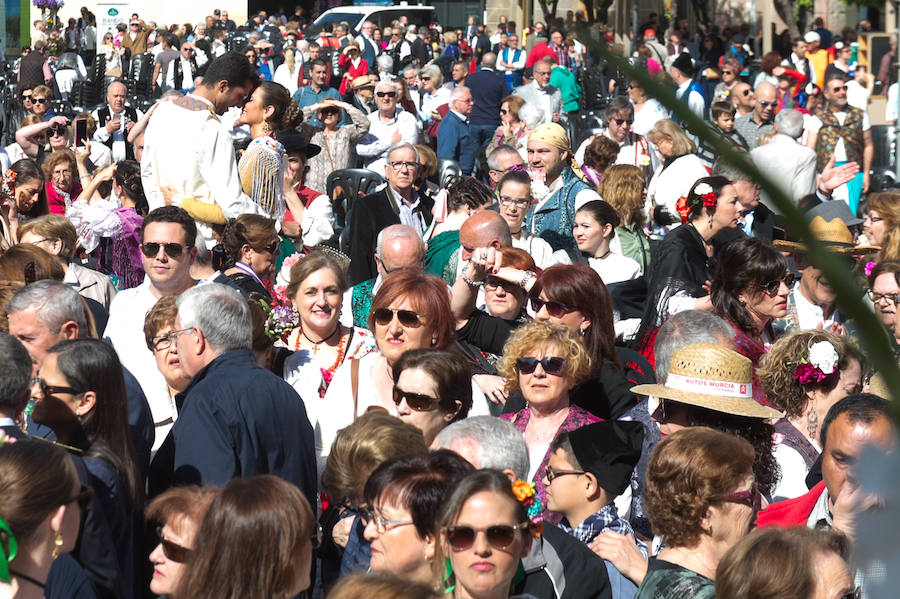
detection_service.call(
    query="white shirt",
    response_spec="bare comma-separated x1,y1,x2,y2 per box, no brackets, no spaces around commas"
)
632,98,670,136
586,252,642,285
417,86,451,125
511,231,570,270
165,57,196,90
92,105,145,162
792,282,843,330
355,109,419,176
847,80,870,111
804,109,870,161
498,48,527,72
772,438,821,502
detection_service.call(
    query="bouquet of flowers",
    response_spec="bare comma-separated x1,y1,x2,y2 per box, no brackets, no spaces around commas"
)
45,29,65,56
1,170,17,203
33,0,64,8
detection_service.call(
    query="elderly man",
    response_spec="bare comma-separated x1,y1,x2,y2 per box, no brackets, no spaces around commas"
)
514,57,562,124
749,108,817,204
356,79,419,176
148,284,316,509
91,79,142,163
340,224,425,327
670,52,705,121
355,20,379,66
437,416,616,599
120,17,153,56
734,81,776,149
731,82,755,117
574,96,656,176
437,86,476,176
487,144,525,189
346,143,434,285
498,33,527,89
350,74,378,114
292,58,342,126
525,123,600,253
168,40,205,92
711,156,777,245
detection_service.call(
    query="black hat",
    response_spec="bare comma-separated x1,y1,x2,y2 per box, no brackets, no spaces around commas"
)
671,52,694,76
276,129,321,159
567,421,644,497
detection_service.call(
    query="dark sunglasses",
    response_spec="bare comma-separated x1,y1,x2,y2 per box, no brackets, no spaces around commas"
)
530,297,576,318
140,242,187,259
21,94,33,102
39,379,83,399
48,124,67,136
758,101,777,108
259,240,280,254
722,70,735,75
320,107,340,115
713,481,762,512
613,118,634,126
33,98,48,105
740,89,751,96
392,388,439,411
69,485,94,511
831,85,849,92
156,526,191,562
372,308,423,328
444,523,529,551
544,465,585,482
761,272,796,296
484,275,520,291
516,356,566,376
376,91,397,98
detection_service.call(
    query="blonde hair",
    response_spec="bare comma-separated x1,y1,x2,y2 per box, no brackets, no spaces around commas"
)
647,119,696,156
596,164,645,227
496,321,592,392
867,192,900,261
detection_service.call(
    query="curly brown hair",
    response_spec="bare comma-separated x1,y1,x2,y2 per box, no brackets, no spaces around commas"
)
496,321,592,393
758,330,865,420
759,51,783,75
596,164,645,227
645,427,755,548
583,135,620,175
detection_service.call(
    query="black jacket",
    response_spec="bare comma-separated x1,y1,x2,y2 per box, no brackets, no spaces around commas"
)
465,67,507,127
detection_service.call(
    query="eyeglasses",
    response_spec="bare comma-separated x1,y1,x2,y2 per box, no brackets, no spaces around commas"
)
48,124,66,136
156,526,192,562
535,70,551,77
484,275,520,292
544,465,585,482
22,95,33,102
516,356,566,375
722,70,735,75
376,91,397,98
455,97,474,104
443,522,529,551
52,169,72,177
831,85,849,92
373,308,423,328
359,508,414,534
69,485,94,511
713,481,762,512
258,240,280,255
388,161,418,171
499,196,529,208
392,387,439,411
840,588,862,599
867,290,900,304
38,379,83,399
499,108,509,115
740,89,752,96
530,297,577,318
141,242,187,259
321,108,340,116
613,118,634,126
420,76,431,81
761,272,796,296
863,214,883,223
150,327,193,351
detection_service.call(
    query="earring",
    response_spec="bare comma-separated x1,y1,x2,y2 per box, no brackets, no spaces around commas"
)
806,406,818,440
51,532,63,560
261,120,272,134
431,337,437,346
579,327,586,336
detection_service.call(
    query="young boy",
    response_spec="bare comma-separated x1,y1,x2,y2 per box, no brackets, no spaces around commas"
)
696,100,749,168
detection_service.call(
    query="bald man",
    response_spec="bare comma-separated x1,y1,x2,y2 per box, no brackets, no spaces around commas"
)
734,81,776,149
459,211,513,262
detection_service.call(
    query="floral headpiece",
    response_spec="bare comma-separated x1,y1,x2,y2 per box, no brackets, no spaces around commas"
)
273,253,305,305
1,170,17,201
793,340,840,386
512,480,543,532
865,261,877,278
675,182,717,224
258,298,298,344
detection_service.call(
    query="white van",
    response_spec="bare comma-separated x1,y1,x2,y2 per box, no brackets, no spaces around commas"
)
309,3,436,36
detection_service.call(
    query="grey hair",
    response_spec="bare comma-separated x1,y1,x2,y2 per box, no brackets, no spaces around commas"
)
375,224,425,261
654,310,735,381
519,103,544,129
775,108,804,139
402,64,418,76
419,64,443,86
387,141,420,164
436,416,529,479
176,283,251,352
450,86,470,101
711,154,754,183
0,333,32,413
376,54,394,74
7,280,88,336
486,144,520,171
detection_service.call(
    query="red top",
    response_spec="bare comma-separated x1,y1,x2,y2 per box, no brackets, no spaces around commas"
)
45,181,83,215
526,41,556,68
338,54,369,96
756,481,826,529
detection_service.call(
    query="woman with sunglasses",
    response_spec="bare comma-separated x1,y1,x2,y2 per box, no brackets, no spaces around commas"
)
301,98,370,196
68,160,147,289
362,450,474,587
635,428,758,599
99,32,125,77
435,469,535,599
759,330,865,502
173,475,316,599
220,214,280,300
0,439,89,599
391,349,473,446
1,159,47,250
489,95,527,152
146,486,218,597
31,339,143,597
497,321,597,513
417,65,451,131
12,115,69,163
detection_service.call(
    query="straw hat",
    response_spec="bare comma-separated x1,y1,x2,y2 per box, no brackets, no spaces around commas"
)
773,215,880,254
351,75,376,91
631,343,783,419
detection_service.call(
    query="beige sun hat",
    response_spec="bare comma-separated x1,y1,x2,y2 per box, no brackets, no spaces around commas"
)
773,215,880,255
631,343,784,419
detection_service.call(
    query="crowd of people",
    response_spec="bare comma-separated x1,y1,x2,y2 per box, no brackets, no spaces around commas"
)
0,5,897,599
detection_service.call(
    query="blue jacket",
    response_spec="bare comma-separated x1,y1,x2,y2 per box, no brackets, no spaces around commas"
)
149,349,317,507
524,167,590,253
437,111,475,175
465,67,507,126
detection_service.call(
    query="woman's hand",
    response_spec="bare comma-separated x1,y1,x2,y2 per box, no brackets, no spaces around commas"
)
473,374,509,405
48,115,69,128
74,139,91,164
331,514,355,549
589,531,648,585
93,163,117,182
161,186,178,206
468,246,504,277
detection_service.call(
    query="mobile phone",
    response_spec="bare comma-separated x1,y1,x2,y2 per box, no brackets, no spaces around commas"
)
75,119,88,148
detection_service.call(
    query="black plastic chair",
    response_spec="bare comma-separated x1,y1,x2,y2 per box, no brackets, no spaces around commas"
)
432,158,462,188
574,127,604,153
326,168,385,230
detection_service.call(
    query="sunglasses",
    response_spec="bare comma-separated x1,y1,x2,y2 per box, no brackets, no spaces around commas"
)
499,108,508,114
48,124,66,136
376,91,397,98
831,85,849,92
69,485,94,511
156,526,192,562
761,272,796,296
713,481,762,512
444,523,529,551
544,465,585,482
420,76,431,81
22,95,33,102
530,297,577,318
722,70,734,75
141,242,187,259
758,101,777,108
39,379,83,399
392,388,439,411
613,118,634,126
516,356,566,375
740,89,752,96
372,308,423,328
484,275,519,292
258,241,280,254
321,108,340,116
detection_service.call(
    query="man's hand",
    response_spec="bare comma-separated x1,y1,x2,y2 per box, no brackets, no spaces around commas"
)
106,118,121,134
125,120,135,133
820,156,859,192
391,129,402,144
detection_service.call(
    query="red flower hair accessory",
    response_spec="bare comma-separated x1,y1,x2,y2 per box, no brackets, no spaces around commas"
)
675,196,691,224
694,182,717,208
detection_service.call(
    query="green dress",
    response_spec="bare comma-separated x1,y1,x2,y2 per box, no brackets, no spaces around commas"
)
424,230,461,286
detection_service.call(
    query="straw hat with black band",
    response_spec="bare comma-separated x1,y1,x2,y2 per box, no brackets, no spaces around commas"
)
773,215,879,255
631,342,783,419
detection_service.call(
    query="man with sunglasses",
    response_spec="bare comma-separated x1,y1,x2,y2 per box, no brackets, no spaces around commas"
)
356,80,419,176
734,81,776,150
574,96,656,176
731,82,755,117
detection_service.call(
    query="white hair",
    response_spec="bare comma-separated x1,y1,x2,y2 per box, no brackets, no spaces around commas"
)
436,416,530,479
176,284,251,352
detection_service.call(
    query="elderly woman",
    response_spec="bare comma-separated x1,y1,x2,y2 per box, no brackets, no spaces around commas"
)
864,191,900,260
392,349,473,446
645,119,709,225
42,150,81,215
597,164,651,274
498,321,597,505
715,528,854,599
758,330,864,501
143,296,192,438
362,451,474,586
713,57,742,101
443,30,461,58
146,486,218,596
866,260,900,354
635,428,760,598
489,95,528,151
1,158,47,249
436,470,536,599
417,64,451,129
221,214,280,300
302,99,370,194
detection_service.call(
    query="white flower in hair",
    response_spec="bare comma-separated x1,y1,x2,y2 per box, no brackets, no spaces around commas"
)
808,340,839,375
694,182,713,195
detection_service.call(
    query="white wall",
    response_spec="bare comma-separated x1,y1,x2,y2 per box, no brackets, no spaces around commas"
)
35,0,248,35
